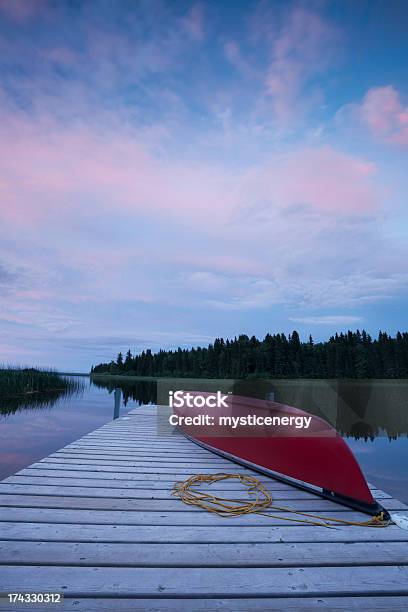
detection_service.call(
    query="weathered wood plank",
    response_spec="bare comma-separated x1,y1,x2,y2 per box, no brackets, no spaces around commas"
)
14,463,369,492
11,473,388,497
56,447,230,457
2,522,408,543
13,468,295,487
2,507,405,527
65,435,220,454
0,483,403,511
81,436,188,443
77,441,196,448
0,481,396,505
5,475,305,492
51,452,239,465
1,540,407,567
86,422,171,426
1,476,279,493
84,430,186,434
78,441,205,448
1,493,385,513
73,432,192,438
26,462,254,475
92,428,169,432
87,428,181,432
12,463,379,494
30,461,406,503
7,468,382,494
0,478,358,499
1,565,408,597
0,488,399,521
37,459,250,472
30,596,408,611
80,430,190,446
79,438,190,445
84,431,186,437
66,444,212,454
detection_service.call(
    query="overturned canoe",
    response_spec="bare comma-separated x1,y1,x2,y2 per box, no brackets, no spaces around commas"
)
172,392,389,518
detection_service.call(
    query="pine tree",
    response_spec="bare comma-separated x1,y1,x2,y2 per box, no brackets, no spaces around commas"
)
124,350,133,371
92,330,408,379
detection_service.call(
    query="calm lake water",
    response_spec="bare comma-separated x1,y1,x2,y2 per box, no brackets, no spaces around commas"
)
0,376,407,504
0,376,154,482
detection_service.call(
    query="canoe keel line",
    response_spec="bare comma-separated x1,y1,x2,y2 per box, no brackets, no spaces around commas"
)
173,393,391,520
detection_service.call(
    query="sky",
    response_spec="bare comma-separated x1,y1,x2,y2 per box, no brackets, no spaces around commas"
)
0,0,407,371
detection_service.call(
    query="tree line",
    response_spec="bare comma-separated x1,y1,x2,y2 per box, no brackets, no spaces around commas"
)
91,330,408,379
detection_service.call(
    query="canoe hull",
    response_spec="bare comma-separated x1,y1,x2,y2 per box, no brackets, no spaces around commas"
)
174,392,389,517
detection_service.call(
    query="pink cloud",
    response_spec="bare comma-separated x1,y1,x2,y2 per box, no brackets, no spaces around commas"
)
0,109,380,239
239,146,378,216
0,112,237,229
43,46,78,66
347,86,408,146
264,7,339,123
182,4,205,42
1,107,404,345
224,41,243,69
224,42,255,80
0,0,47,22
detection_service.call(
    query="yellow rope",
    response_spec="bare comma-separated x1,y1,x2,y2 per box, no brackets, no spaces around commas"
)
172,473,390,528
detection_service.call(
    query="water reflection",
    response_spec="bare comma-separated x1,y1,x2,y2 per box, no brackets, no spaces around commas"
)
150,377,408,440
0,382,84,418
3,375,406,441
264,379,408,441
0,376,134,481
91,376,156,407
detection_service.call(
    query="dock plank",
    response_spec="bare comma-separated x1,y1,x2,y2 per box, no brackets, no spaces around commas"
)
6,493,406,515
2,477,378,498
30,597,408,611
2,507,405,527
2,473,389,496
2,522,408,543
2,565,408,597
1,540,408,567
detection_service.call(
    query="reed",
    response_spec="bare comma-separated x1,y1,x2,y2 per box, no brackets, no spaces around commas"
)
0,366,81,397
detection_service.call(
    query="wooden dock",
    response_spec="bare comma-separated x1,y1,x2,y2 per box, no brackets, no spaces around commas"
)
1,404,408,610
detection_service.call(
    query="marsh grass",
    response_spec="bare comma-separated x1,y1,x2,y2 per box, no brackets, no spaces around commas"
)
0,366,84,415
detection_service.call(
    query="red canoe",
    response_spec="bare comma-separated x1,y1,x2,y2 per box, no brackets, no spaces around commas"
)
172,392,389,518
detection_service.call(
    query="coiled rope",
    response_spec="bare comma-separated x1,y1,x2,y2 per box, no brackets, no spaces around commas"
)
172,473,390,528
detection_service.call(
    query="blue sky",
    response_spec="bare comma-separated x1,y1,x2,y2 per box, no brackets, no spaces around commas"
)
0,0,407,371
